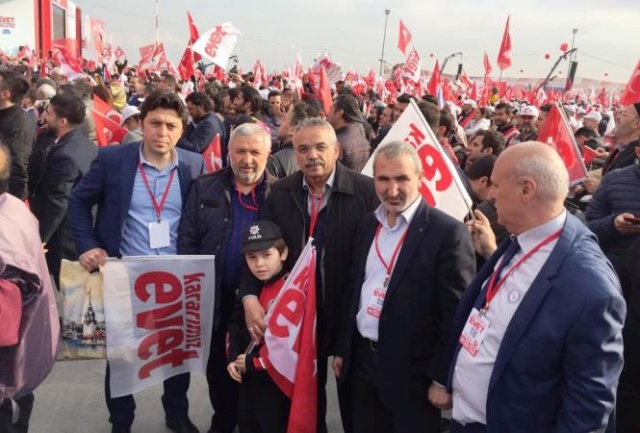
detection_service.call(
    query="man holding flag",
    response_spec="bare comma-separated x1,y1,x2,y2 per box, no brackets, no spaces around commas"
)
333,141,476,433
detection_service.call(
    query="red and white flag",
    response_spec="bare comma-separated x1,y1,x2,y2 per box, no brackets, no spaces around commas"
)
620,59,640,106
203,134,223,173
311,53,343,85
362,99,472,221
102,256,215,398
496,16,513,71
535,86,548,107
398,19,412,55
138,44,156,70
92,96,127,146
427,60,441,96
90,19,105,56
187,11,201,62
582,146,600,165
259,240,317,433
403,46,422,84
252,60,267,88
537,103,588,184
318,67,333,115
114,46,126,59
483,51,493,76
191,22,241,70
52,48,84,79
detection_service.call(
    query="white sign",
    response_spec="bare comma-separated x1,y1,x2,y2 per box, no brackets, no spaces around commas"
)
191,22,241,70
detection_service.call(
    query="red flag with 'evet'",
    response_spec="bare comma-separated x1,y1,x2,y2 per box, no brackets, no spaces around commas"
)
497,16,513,71
259,241,317,433
537,103,587,184
92,96,127,146
398,19,412,55
620,60,640,105
318,67,333,115
202,134,223,173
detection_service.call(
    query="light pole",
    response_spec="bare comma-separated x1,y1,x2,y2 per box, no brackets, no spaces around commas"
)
569,28,578,63
379,9,391,76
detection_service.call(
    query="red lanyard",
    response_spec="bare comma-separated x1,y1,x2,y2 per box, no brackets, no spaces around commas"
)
309,191,323,237
483,229,562,312
374,224,409,288
237,186,259,211
138,162,176,223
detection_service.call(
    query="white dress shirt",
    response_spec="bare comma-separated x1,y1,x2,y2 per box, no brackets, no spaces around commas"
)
356,198,422,342
452,210,567,425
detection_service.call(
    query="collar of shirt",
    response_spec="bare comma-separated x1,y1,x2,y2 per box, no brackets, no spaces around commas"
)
302,167,337,194
139,145,179,172
374,196,422,232
516,209,567,254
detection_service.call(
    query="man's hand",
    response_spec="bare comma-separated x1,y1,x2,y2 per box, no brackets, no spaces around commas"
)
332,356,343,379
584,175,601,195
428,383,452,410
242,296,266,343
614,213,640,235
466,210,497,259
79,248,107,271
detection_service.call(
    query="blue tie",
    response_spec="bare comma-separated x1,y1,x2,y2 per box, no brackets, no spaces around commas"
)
475,236,522,309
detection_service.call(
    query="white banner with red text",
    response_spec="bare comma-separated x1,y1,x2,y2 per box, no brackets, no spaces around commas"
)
102,256,215,398
361,99,473,221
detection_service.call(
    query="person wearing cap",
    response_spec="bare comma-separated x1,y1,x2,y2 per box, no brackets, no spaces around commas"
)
121,105,143,145
583,110,603,137
458,99,477,129
512,105,539,144
178,122,275,433
69,90,204,433
177,92,226,154
333,140,475,433
226,220,292,433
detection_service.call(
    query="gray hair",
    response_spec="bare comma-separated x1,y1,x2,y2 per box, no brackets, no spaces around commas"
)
373,140,422,175
229,122,271,150
293,118,337,144
0,143,10,195
510,144,569,204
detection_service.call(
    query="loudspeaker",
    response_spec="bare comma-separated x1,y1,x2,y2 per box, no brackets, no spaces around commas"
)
456,63,463,80
565,61,578,91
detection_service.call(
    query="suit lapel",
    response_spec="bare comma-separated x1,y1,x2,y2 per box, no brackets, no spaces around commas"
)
120,144,139,225
488,217,577,392
382,201,428,305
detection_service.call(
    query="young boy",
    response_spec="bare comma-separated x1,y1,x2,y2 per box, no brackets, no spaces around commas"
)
227,220,291,433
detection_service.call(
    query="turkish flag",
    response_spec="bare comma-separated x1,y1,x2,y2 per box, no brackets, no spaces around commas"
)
114,46,126,59
484,51,493,76
537,103,587,184
620,59,640,106
259,241,317,433
51,48,84,79
398,19,412,55
427,60,441,96
470,80,478,102
318,66,333,115
203,134,223,173
90,19,105,55
582,146,600,165
496,16,513,71
93,96,127,146
187,11,202,62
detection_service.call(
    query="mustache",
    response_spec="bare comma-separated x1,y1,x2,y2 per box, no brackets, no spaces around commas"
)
305,159,324,168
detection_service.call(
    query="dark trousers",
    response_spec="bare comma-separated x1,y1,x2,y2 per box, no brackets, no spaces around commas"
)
105,363,190,428
238,371,290,433
451,421,487,433
616,372,640,433
348,334,440,433
0,393,34,433
207,292,238,433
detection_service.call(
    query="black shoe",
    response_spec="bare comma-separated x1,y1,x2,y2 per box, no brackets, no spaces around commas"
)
166,417,200,433
111,427,131,433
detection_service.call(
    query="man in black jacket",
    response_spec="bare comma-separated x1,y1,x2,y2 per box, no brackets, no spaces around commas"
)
0,70,34,200
179,123,273,433
178,92,225,154
28,93,98,287
242,118,379,433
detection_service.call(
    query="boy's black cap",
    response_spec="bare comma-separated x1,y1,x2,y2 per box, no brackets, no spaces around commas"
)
241,220,283,253
465,154,497,180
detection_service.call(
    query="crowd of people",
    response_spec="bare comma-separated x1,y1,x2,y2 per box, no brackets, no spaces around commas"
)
0,56,639,433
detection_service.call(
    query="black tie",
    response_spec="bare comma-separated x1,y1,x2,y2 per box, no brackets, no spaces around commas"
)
494,236,522,280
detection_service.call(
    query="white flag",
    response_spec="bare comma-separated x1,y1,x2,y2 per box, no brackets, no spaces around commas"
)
191,22,241,69
103,255,215,397
403,46,422,84
362,100,472,221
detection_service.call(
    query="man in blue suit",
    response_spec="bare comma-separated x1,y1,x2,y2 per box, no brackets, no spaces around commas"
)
68,91,204,433
448,141,625,433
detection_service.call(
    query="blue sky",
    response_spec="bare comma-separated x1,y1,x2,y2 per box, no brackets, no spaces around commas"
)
75,0,640,83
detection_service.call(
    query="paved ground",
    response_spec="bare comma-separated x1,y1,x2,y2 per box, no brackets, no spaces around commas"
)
30,359,344,433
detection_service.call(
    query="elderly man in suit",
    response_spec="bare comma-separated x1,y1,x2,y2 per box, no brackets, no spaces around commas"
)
448,142,625,433
333,140,476,433
68,91,204,433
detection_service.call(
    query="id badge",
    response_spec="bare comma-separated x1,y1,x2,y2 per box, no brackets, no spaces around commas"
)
149,220,170,249
366,286,387,318
459,308,491,357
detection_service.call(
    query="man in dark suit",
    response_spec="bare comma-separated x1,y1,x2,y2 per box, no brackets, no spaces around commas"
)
448,142,625,433
28,93,98,287
333,140,476,433
177,92,226,154
68,91,204,433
